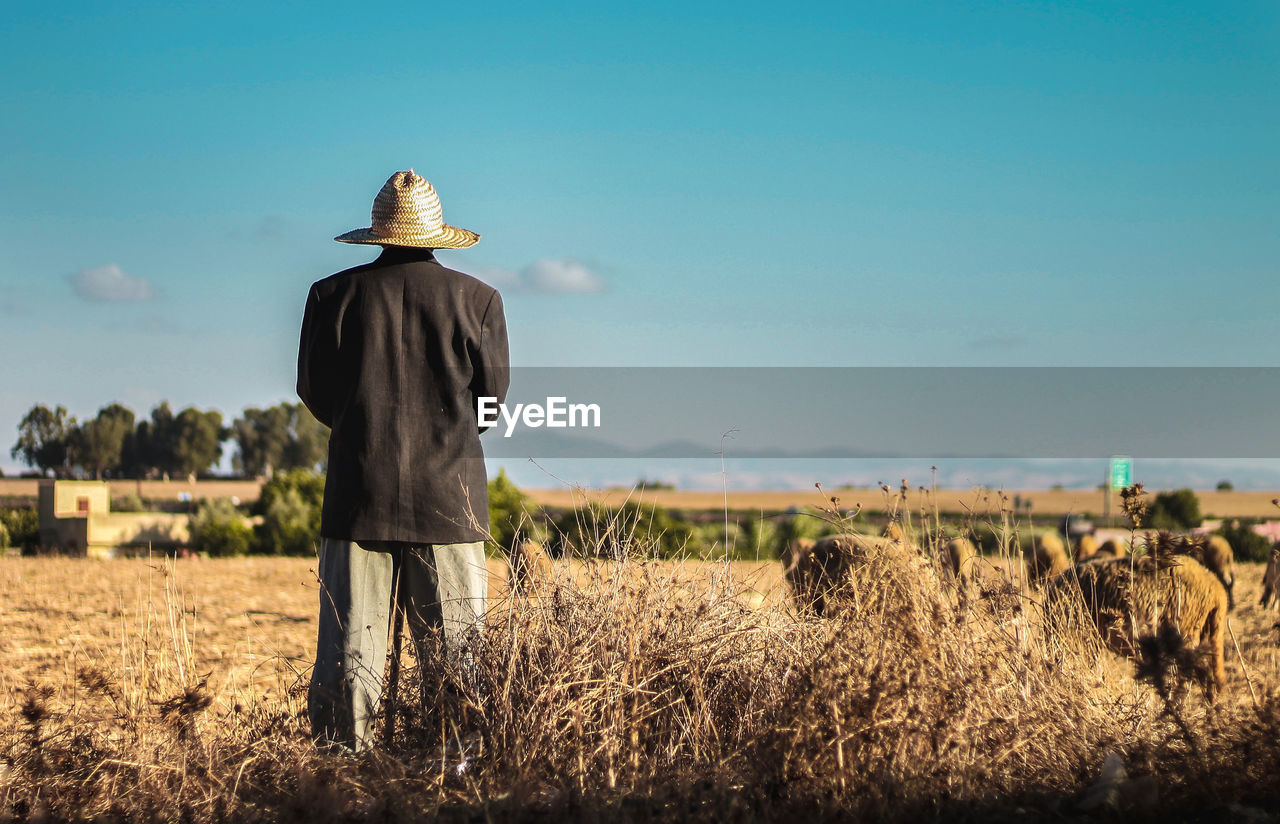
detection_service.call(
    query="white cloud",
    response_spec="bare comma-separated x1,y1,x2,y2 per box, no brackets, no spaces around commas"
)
520,259,606,294
463,264,524,289
446,256,607,294
69,264,156,302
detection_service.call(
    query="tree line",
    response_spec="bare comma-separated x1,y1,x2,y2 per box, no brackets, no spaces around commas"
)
9,401,328,479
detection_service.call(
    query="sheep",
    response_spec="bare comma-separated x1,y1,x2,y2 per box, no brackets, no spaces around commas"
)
1260,545,1280,611
784,533,922,616
1201,534,1236,610
880,521,918,545
1074,534,1100,562
508,539,553,594
1044,554,1228,700
1095,538,1128,558
1025,531,1071,588
778,534,819,598
943,537,977,596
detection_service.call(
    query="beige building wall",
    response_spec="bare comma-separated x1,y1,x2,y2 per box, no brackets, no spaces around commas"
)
37,480,190,557
86,513,191,559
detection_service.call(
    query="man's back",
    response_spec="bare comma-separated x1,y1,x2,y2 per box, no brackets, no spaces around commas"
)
304,169,504,753
298,246,509,544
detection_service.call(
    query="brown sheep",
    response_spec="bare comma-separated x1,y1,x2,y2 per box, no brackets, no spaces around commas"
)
943,537,977,596
508,539,553,594
782,537,818,607
881,521,919,545
1074,534,1100,562
784,534,918,616
1025,531,1071,588
1202,534,1236,610
1045,555,1228,700
1095,538,1128,558
1260,545,1280,611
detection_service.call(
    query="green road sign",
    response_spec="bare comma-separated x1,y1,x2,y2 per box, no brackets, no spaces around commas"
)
1110,455,1131,489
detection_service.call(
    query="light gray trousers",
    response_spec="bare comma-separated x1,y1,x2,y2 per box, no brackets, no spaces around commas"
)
308,537,488,751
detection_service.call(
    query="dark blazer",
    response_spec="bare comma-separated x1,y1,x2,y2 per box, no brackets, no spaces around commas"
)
297,247,509,544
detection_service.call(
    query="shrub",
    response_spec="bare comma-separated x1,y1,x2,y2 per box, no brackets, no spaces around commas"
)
487,469,543,552
253,469,324,555
255,488,317,555
0,507,39,552
111,492,148,512
256,468,325,514
1145,488,1201,530
189,498,253,557
738,512,778,559
1217,480,1234,492
551,501,699,559
1216,518,1272,564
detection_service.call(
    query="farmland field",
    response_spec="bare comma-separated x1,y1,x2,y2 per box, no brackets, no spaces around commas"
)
6,478,1280,519
3,550,1280,821
525,485,1280,520
0,556,790,706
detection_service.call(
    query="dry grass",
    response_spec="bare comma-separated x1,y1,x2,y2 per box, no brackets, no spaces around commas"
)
3,524,1280,821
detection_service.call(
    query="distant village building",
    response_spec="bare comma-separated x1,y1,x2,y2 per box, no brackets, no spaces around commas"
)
38,480,190,558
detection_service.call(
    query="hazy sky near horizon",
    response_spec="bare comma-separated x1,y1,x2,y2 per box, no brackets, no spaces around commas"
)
2,1,1277,476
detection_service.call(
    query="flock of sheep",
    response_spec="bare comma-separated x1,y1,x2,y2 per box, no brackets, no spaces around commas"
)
506,519,1280,703
783,525,1280,702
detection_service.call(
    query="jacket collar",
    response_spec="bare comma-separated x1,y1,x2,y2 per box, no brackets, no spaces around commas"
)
374,246,438,265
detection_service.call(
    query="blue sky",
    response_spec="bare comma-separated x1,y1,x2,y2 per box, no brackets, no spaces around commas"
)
2,1,1278,483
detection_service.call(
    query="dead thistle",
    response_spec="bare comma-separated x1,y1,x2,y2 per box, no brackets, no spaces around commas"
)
1120,484,1149,528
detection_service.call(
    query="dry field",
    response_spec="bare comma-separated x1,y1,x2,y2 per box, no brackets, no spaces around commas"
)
2,546,1280,821
6,478,1279,519
526,486,1280,520
0,557,789,707
0,479,265,504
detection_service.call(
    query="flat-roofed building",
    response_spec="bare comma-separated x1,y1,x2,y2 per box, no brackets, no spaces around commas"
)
38,480,190,558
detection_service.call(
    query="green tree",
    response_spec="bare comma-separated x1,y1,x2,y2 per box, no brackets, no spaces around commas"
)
127,402,180,477
232,402,327,477
11,404,77,476
231,405,289,476
1216,480,1234,492
282,403,328,471
173,407,225,477
75,403,136,479
189,498,254,556
1145,488,1202,531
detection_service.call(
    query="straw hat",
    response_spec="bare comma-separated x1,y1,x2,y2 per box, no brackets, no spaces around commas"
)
335,170,479,249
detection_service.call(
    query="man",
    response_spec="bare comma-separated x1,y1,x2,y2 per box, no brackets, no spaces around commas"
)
298,169,509,751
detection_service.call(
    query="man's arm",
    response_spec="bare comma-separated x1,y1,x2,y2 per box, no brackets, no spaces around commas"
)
472,289,510,433
296,286,336,428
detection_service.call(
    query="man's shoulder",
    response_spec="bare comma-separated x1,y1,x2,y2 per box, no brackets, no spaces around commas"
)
309,258,500,302
308,260,379,298
420,258,501,298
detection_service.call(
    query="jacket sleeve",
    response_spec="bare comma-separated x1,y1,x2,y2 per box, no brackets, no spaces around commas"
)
472,289,510,434
296,285,336,428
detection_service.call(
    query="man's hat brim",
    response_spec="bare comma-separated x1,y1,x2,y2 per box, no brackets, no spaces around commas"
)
334,224,480,249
